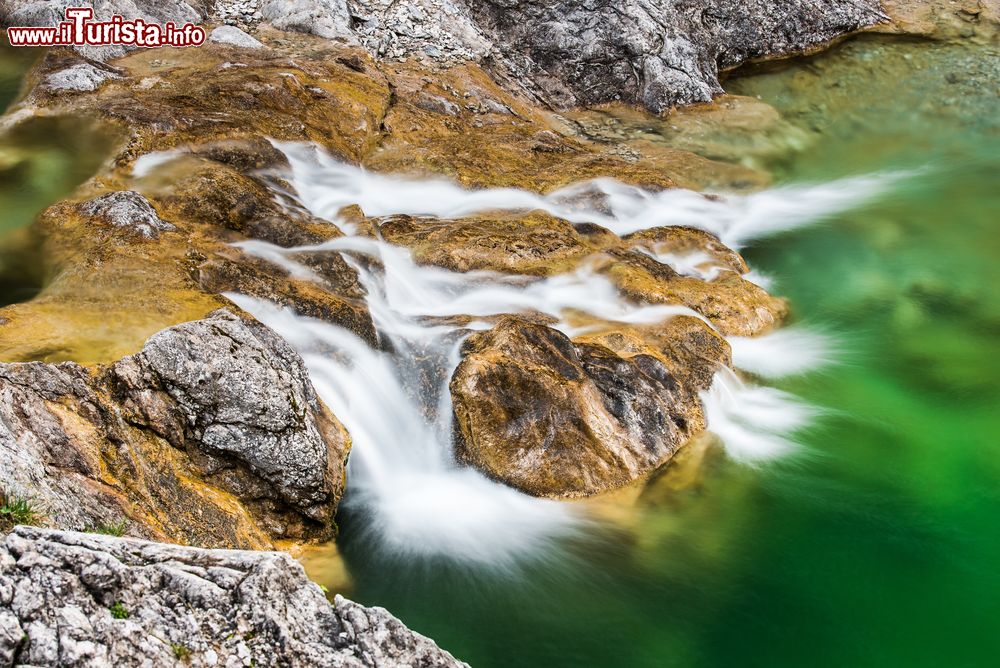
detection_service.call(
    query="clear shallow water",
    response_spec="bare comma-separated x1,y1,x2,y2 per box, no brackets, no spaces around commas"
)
0,45,119,306
326,35,1000,667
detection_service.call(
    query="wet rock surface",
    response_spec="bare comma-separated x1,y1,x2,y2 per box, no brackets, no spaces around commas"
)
0,526,467,667
451,316,729,498
0,310,350,548
376,212,595,276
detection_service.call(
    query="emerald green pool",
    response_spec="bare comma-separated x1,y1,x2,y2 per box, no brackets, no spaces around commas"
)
2,31,997,668
335,35,1000,667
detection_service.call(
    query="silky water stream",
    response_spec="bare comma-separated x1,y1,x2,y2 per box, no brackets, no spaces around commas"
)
256,34,998,668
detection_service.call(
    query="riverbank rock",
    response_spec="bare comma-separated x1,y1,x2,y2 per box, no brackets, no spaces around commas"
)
450,316,729,498
0,526,467,667
236,0,887,112
472,0,888,113
1,0,885,113
0,310,350,548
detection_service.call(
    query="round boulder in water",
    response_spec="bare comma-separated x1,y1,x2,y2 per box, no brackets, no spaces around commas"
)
450,315,729,498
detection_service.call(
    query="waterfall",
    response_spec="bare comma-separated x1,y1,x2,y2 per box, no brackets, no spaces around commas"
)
206,142,893,563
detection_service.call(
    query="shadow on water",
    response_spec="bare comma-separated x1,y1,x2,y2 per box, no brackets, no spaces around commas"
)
0,45,120,307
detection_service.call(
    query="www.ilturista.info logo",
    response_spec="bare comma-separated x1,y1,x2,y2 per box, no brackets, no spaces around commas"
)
6,7,206,48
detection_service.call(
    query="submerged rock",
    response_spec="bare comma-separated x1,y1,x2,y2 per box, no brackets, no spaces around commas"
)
451,316,729,498
0,310,350,548
0,526,467,667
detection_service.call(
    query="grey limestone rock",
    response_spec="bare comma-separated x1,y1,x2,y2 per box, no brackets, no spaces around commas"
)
0,310,350,546
0,526,467,667
42,63,121,93
258,0,355,41
79,190,176,239
209,24,265,48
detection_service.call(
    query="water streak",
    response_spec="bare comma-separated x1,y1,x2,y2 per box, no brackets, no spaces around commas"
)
210,141,893,562
276,140,902,248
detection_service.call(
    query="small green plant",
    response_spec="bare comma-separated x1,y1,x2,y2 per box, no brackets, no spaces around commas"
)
0,488,41,531
86,520,128,537
109,602,130,620
171,643,191,661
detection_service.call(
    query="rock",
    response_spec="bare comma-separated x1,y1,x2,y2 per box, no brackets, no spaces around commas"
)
414,92,461,116
250,0,883,111
626,226,749,277
109,310,346,521
79,191,176,239
0,310,350,547
258,0,356,41
376,211,595,276
450,315,729,498
470,0,888,112
42,64,121,93
209,25,266,49
602,249,787,337
197,249,378,345
4,0,883,111
0,526,467,667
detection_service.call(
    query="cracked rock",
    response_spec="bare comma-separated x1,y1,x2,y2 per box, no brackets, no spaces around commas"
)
0,526,467,667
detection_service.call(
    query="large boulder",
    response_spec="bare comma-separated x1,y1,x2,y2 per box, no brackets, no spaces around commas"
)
450,315,729,498
2,0,885,112
0,526,467,667
0,310,350,548
472,0,888,112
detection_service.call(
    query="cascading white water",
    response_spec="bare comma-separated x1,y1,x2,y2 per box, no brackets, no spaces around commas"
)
142,141,896,562
727,327,839,380
276,140,904,248
228,293,578,568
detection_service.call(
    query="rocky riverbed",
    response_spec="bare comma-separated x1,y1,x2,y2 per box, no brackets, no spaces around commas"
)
2,0,992,665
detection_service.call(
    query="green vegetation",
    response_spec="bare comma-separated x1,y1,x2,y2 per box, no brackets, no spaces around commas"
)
109,602,130,620
85,520,128,537
171,643,191,661
0,487,41,531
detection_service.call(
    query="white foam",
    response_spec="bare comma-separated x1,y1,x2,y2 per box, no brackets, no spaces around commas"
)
700,369,819,463
131,149,187,178
728,327,837,379
213,142,896,562
276,140,904,248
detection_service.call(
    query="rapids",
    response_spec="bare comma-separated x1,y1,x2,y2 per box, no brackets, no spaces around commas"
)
211,140,894,565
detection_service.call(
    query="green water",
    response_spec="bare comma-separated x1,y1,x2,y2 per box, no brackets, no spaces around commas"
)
0,45,120,306
336,36,1000,667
